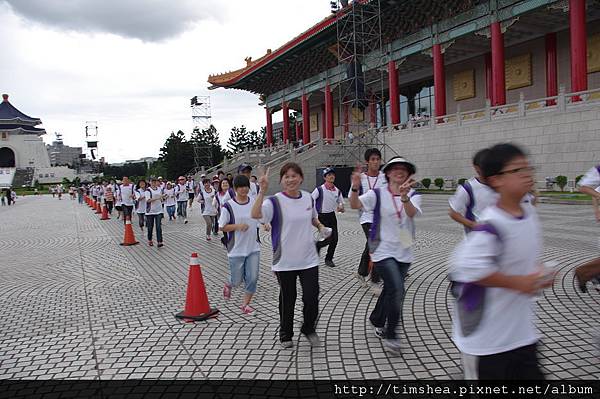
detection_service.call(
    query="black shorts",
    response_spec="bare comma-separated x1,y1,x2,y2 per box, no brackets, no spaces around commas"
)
478,343,543,380
115,205,122,211
122,205,134,217
188,193,195,200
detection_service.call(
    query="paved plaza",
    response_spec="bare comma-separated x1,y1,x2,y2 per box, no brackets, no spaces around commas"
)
0,195,598,380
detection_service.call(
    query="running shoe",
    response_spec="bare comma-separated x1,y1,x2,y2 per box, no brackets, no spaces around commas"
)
374,327,385,339
370,282,382,296
148,241,154,246
240,304,255,315
280,340,293,349
223,283,231,300
325,260,336,268
355,273,366,285
206,235,211,241
383,339,402,355
306,333,321,347
184,219,188,224
157,242,164,248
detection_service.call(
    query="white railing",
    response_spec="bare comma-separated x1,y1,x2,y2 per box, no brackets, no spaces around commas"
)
384,86,600,133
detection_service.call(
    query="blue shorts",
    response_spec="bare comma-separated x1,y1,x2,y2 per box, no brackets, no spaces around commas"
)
228,251,260,294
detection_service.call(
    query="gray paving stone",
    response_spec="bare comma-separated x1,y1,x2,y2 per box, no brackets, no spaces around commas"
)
0,195,598,380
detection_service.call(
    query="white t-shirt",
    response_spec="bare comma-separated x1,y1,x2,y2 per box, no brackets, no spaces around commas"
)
164,188,176,206
579,165,600,188
175,184,188,202
359,188,422,263
260,191,319,272
200,187,217,216
348,171,388,224
215,191,230,209
186,180,195,194
119,184,135,206
135,188,147,214
450,205,542,356
312,184,344,213
145,187,164,215
219,197,261,257
448,177,498,222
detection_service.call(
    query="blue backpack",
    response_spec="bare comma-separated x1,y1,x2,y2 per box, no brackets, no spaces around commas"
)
461,181,475,234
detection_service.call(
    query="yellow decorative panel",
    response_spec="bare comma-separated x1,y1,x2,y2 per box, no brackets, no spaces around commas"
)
588,33,600,73
505,53,532,90
310,113,318,132
453,69,475,101
351,107,364,122
333,106,340,126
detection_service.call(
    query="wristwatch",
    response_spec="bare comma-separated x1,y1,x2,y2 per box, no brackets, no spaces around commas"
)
400,196,410,203
351,187,359,193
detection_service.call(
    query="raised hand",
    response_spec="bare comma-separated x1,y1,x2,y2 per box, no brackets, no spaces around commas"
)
399,178,416,197
258,166,270,193
351,162,362,189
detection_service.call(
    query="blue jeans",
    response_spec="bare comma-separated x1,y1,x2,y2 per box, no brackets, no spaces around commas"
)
146,214,163,242
228,251,260,294
369,258,410,339
177,201,187,218
166,205,176,219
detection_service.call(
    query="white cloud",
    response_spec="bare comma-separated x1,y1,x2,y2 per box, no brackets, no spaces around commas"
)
0,0,329,163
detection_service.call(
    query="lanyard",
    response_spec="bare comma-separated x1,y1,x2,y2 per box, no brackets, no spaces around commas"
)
388,186,403,223
366,173,379,190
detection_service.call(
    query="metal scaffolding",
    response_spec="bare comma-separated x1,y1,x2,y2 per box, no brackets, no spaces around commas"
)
190,96,213,171
334,0,398,163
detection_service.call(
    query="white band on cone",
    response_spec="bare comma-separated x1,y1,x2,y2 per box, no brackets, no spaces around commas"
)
189,257,200,266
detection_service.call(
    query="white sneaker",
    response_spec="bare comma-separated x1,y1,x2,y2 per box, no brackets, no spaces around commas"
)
306,333,321,347
355,273,366,286
383,339,401,355
280,340,293,349
370,282,382,296
374,327,385,339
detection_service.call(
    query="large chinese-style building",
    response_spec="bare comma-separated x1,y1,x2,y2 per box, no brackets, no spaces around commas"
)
209,0,600,188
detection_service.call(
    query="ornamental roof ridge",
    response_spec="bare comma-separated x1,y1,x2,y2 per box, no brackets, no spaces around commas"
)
207,11,341,88
0,94,43,126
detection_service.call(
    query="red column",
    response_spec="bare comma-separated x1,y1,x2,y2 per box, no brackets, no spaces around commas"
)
388,60,400,124
369,96,377,127
545,32,558,105
282,102,289,144
432,44,446,118
325,84,334,142
485,53,493,102
301,94,310,144
265,108,273,147
491,22,506,106
343,103,349,134
570,0,587,97
321,104,327,139
295,122,301,143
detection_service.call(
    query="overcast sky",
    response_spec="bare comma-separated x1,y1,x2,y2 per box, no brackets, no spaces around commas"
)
0,0,329,163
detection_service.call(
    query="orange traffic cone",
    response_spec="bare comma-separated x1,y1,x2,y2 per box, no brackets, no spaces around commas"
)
90,199,96,209
100,204,110,220
120,220,139,246
175,253,219,322
95,201,102,214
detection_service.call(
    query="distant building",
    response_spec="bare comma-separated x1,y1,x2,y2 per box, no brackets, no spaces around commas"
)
46,140,82,167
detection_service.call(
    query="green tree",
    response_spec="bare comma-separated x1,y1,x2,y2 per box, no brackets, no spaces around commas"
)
421,178,431,189
158,130,194,179
227,125,262,154
458,178,467,185
191,125,226,168
434,177,444,190
555,175,568,191
575,174,584,186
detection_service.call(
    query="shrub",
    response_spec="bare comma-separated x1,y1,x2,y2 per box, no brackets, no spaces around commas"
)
458,178,467,186
434,178,445,190
555,175,568,191
421,178,431,189
575,174,584,186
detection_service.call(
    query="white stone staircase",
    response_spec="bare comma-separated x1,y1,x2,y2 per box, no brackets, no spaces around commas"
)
0,168,15,188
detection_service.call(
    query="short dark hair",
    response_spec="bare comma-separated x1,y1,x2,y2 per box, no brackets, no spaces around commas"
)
481,143,527,179
364,148,382,162
202,178,210,185
472,148,491,167
280,162,304,181
233,175,250,189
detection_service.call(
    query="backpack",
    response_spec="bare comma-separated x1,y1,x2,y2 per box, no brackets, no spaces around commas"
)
367,188,419,253
450,222,503,337
461,181,475,234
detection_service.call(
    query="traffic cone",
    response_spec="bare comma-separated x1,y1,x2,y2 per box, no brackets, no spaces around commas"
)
120,220,139,246
95,201,102,214
175,253,219,322
100,204,110,220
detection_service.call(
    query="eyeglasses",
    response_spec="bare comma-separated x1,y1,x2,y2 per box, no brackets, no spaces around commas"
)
496,166,536,176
